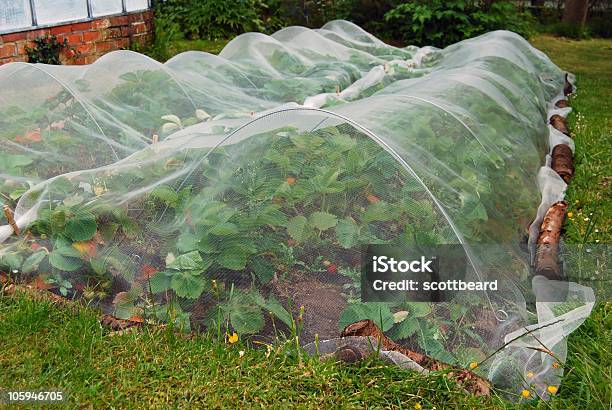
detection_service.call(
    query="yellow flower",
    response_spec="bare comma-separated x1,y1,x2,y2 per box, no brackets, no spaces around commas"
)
228,332,238,344
521,389,531,398
547,386,558,394
567,212,573,218
414,403,422,410
469,362,478,369
552,362,559,369
526,371,534,378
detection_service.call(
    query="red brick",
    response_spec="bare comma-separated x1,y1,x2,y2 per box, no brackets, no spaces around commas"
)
15,40,33,54
64,48,77,59
71,21,92,31
131,34,147,47
84,54,98,64
121,26,131,36
131,22,147,34
115,38,130,49
66,33,83,45
50,24,72,36
110,15,129,26
1,31,27,42
76,43,93,54
82,31,101,42
27,29,50,40
106,27,121,38
130,13,146,23
0,44,16,58
95,41,118,53
92,18,111,30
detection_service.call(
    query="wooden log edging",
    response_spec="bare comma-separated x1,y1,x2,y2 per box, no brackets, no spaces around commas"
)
533,74,575,278
340,320,492,396
550,114,570,136
551,144,574,183
534,201,568,279
564,73,574,96
2,205,20,236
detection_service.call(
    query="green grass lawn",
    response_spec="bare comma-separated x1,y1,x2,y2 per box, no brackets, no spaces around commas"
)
166,38,230,57
528,35,611,409
0,35,610,409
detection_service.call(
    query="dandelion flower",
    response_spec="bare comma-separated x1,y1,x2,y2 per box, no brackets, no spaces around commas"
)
526,371,534,378
547,386,558,394
414,403,422,409
552,362,559,369
567,212,573,218
228,332,239,344
469,362,478,369
521,389,531,398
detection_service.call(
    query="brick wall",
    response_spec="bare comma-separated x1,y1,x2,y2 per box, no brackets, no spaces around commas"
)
0,10,153,66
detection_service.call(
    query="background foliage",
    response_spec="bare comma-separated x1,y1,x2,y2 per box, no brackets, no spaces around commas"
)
155,0,268,40
383,0,533,47
148,0,611,60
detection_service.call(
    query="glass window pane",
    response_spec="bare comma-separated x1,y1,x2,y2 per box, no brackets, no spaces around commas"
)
91,0,123,17
0,0,32,31
125,0,148,12
33,0,88,25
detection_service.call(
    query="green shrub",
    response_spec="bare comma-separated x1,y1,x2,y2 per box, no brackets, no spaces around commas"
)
384,0,534,47
25,35,68,64
156,0,266,40
548,21,590,39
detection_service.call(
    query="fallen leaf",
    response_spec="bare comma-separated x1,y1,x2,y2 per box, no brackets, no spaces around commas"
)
73,240,98,258
15,128,42,143
32,275,53,290
367,194,380,203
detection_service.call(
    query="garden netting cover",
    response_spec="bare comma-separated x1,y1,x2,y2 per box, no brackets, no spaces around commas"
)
0,20,595,399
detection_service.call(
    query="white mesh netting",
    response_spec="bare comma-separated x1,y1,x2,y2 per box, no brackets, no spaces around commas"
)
0,20,594,400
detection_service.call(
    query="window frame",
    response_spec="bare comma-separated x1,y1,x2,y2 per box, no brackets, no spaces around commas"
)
0,0,152,35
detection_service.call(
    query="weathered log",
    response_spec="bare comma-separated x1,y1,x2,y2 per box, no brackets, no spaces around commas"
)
564,73,573,96
341,320,491,396
534,201,568,280
550,114,571,136
2,204,20,236
555,99,570,109
551,144,574,183
99,314,144,331
334,345,365,363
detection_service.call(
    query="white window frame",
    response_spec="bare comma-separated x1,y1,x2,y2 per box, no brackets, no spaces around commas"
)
0,0,152,35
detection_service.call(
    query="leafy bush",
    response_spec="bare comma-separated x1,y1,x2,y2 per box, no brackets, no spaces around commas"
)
25,35,68,64
384,0,534,47
156,0,266,40
138,8,179,61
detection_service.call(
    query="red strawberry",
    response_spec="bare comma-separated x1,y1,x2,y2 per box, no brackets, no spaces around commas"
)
326,264,338,274
366,194,380,204
140,264,157,280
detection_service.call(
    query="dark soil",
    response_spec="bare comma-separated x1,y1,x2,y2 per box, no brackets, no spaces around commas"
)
271,270,350,343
